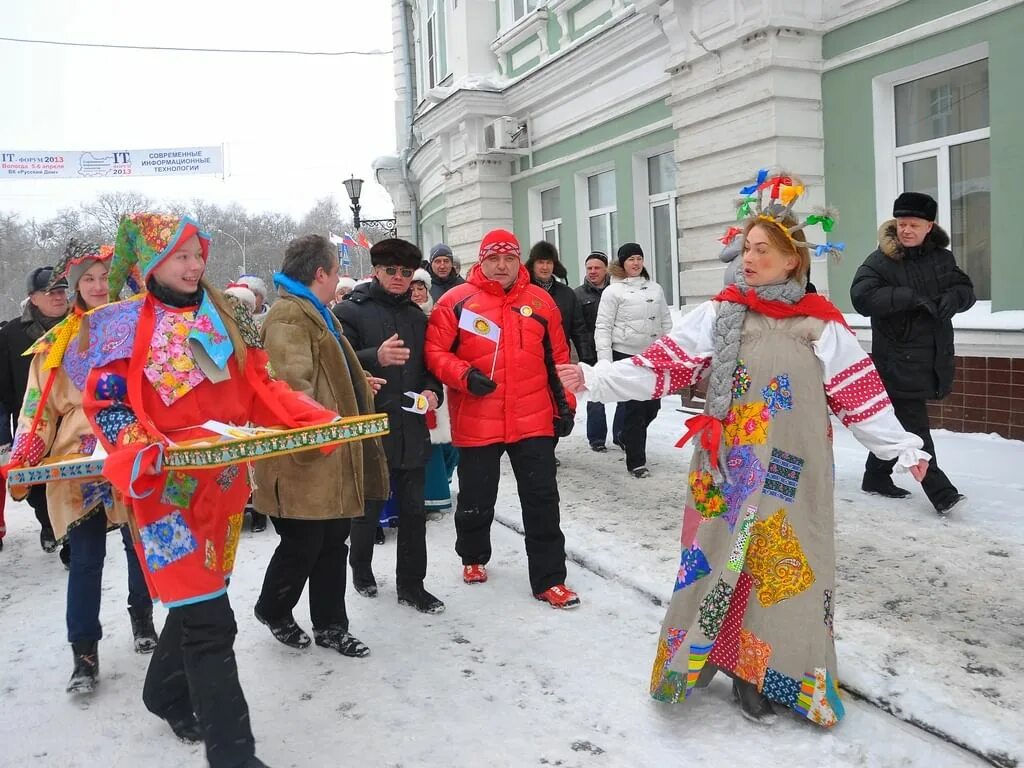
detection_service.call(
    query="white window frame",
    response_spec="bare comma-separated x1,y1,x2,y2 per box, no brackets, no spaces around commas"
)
632,146,678,307
426,2,439,89
528,181,564,251
540,185,562,250
576,166,617,271
871,43,990,230
510,0,539,24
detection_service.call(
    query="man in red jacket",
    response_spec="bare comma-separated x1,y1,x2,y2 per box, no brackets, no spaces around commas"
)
425,229,580,609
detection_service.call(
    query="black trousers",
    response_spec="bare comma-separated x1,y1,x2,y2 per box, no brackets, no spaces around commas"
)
350,466,427,590
142,594,254,768
27,484,50,531
255,516,352,631
864,396,957,508
613,351,661,471
455,437,567,595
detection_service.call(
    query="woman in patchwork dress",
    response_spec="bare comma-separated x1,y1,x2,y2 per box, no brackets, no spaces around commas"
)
82,213,337,768
7,241,156,695
558,183,929,727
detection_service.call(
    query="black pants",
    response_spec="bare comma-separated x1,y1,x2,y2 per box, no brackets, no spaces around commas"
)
27,484,50,532
864,396,957,508
350,467,427,590
142,594,254,768
256,516,352,631
455,437,566,595
613,351,661,471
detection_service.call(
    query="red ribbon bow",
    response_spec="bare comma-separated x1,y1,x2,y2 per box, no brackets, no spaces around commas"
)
758,175,792,200
675,414,724,471
719,227,742,245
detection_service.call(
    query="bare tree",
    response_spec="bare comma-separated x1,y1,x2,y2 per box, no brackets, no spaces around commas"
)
81,191,155,239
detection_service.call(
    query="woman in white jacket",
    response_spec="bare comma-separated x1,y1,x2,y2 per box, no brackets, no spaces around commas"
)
594,243,673,477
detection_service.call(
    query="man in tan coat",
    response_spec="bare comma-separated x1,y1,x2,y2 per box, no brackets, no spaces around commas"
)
253,234,388,657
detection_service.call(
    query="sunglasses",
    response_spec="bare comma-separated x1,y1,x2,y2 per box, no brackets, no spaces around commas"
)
381,266,415,278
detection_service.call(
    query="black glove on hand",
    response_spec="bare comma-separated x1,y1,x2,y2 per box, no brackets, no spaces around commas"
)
553,406,575,438
466,368,498,396
936,293,958,321
916,296,938,317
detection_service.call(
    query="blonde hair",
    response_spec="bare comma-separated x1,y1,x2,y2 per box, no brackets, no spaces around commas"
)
742,217,811,284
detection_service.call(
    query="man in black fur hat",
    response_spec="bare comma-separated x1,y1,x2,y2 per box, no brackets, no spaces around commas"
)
851,192,975,515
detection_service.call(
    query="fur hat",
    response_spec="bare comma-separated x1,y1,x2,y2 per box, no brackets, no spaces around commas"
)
893,192,938,222
478,229,520,262
237,274,268,300
370,238,422,269
224,282,257,311
526,241,567,281
110,213,210,298
411,268,432,289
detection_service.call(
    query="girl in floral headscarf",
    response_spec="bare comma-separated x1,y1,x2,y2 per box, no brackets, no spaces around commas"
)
6,241,156,696
82,213,338,768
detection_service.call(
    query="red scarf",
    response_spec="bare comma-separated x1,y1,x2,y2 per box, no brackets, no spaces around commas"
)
714,284,852,331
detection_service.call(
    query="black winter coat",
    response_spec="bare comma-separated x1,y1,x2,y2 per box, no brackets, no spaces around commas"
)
850,221,975,400
333,280,443,469
428,271,465,303
0,304,63,420
536,279,596,365
574,278,608,335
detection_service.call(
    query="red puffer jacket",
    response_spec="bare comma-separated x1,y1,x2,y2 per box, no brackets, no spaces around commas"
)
426,263,575,448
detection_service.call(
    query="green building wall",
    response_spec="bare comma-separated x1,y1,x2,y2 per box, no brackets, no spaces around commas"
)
823,2,1024,311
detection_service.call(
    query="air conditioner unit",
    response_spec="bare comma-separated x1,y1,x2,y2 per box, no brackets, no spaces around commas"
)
483,116,527,154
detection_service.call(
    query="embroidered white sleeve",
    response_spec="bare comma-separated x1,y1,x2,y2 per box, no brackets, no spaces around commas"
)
813,321,929,468
583,301,716,403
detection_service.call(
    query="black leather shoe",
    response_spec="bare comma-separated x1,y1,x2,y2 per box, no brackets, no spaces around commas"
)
352,568,378,598
253,607,311,649
861,476,911,498
166,715,202,743
935,493,966,516
397,585,446,615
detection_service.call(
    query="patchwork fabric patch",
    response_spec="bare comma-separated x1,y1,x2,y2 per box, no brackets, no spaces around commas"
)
681,505,702,549
727,507,759,573
139,510,197,572
23,387,41,419
651,668,686,703
762,668,800,708
81,481,114,512
95,372,128,402
723,402,771,447
77,434,98,455
119,422,150,446
824,589,834,638
686,642,714,694
722,447,766,529
761,374,793,417
745,509,815,607
734,629,773,691
216,464,241,492
731,361,751,399
204,539,217,571
222,512,244,573
708,572,753,671
763,448,805,503
697,579,734,640
94,405,137,445
689,471,727,519
650,637,670,695
161,471,198,508
798,668,843,727
674,544,712,591
651,628,689,701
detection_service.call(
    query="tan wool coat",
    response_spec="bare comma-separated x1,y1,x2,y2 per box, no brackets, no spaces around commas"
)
252,290,389,520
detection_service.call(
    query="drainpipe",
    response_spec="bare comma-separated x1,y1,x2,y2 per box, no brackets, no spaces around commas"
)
398,0,420,246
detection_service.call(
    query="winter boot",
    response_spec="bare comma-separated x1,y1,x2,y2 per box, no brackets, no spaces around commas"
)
631,466,651,479
59,543,71,569
352,567,378,598
128,606,159,654
374,526,386,545
166,714,203,744
242,759,272,768
397,584,446,615
732,678,777,725
935,493,967,516
314,626,371,658
250,511,267,533
534,584,581,609
66,641,99,694
40,525,57,553
861,475,910,499
253,607,311,649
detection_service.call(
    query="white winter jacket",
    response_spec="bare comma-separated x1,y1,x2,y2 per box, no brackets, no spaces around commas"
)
594,265,673,362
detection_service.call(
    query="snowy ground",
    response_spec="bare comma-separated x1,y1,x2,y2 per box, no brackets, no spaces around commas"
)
0,402,1019,768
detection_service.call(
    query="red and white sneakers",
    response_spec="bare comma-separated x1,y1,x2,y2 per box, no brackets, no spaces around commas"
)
534,584,581,609
463,564,488,584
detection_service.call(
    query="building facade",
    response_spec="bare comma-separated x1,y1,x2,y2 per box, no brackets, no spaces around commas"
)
375,0,1024,438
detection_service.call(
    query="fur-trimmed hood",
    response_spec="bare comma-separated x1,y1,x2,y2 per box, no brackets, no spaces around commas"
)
877,219,951,261
609,263,651,281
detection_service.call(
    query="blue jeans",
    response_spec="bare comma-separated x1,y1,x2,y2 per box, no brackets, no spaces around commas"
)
586,401,624,447
66,510,151,643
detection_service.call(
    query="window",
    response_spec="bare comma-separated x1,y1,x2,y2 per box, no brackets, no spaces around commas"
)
426,6,438,89
892,58,991,298
541,187,562,249
647,152,678,306
587,170,617,255
512,0,538,22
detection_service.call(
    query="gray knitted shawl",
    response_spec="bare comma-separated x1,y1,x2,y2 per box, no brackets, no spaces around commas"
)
698,268,806,483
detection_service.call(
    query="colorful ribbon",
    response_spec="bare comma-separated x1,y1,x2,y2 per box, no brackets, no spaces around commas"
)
675,414,724,472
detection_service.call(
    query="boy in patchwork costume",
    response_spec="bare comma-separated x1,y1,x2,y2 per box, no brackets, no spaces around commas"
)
82,213,336,768
559,172,929,726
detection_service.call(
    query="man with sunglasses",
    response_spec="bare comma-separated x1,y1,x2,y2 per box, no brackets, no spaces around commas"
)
334,238,446,614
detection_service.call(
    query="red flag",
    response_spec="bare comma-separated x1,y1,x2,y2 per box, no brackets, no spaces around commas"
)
356,231,372,249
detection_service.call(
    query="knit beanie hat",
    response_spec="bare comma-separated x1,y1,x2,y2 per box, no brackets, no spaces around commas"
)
110,213,210,298
336,276,357,292
892,192,938,222
616,242,644,267
585,251,608,266
237,274,268,300
478,229,520,262
429,243,453,262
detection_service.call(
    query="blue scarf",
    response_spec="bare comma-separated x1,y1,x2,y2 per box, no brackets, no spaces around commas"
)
272,272,343,347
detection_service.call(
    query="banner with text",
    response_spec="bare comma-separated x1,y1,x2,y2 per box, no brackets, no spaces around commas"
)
0,147,224,179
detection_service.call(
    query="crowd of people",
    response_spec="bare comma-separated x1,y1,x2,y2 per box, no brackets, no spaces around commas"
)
0,177,976,764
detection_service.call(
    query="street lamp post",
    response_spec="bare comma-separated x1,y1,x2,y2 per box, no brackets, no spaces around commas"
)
216,228,247,275
342,175,397,237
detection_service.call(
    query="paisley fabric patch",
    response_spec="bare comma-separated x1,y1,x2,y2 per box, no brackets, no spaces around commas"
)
139,510,196,572
723,402,771,447
763,448,805,503
674,544,712,591
722,447,765,529
697,578,734,639
745,509,815,607
689,471,727,519
160,471,198,508
734,629,773,691
761,374,793,417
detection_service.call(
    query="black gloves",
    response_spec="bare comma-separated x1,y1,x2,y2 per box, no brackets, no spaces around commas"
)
553,406,575,438
936,293,958,320
466,368,498,396
915,295,938,317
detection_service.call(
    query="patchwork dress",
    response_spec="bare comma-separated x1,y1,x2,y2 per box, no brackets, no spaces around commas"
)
9,307,129,542
583,300,926,727
81,292,335,607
